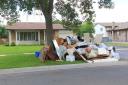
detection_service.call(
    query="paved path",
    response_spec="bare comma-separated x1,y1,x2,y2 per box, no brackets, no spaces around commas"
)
0,61,128,85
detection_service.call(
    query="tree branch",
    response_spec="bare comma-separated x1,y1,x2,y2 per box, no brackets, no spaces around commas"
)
38,0,46,13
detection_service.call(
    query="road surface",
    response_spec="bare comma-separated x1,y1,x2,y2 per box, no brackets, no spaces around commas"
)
117,46,128,60
0,62,128,85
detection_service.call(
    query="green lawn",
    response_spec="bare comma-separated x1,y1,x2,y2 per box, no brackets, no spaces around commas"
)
0,45,84,69
105,42,128,47
0,45,41,55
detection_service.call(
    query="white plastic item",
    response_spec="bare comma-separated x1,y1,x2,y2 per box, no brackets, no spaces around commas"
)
112,53,120,59
67,48,75,55
66,55,75,62
98,48,109,55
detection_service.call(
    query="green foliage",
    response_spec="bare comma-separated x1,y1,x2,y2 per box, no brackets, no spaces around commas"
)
61,19,82,29
98,0,114,8
0,0,21,24
0,0,113,26
55,1,81,29
79,20,94,36
11,42,16,46
52,19,62,24
72,28,80,35
55,0,113,30
4,43,9,46
0,26,8,38
55,2,78,21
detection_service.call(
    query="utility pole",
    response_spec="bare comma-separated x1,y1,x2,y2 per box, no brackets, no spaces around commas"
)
112,22,115,41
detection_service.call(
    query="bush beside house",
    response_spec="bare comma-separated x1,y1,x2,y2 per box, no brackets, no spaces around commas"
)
0,26,8,44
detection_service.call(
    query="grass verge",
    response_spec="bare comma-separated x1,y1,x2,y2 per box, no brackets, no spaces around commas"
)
0,45,42,55
0,54,84,69
0,45,84,69
105,42,128,47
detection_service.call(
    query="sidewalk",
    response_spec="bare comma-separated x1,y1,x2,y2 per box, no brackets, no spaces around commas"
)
0,61,128,75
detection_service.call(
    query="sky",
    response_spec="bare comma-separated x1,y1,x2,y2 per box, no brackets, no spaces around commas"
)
1,0,128,25
94,0,128,22
19,0,128,23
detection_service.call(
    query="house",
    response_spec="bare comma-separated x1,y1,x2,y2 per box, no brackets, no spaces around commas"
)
94,24,108,37
97,22,128,42
6,22,73,45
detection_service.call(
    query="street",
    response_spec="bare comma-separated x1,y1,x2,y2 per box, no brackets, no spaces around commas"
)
0,62,128,85
117,46,128,60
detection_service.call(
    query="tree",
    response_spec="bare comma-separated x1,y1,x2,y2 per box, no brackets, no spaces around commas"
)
55,0,113,37
55,1,81,29
39,0,54,45
0,26,8,38
0,0,113,44
79,20,94,36
52,19,62,24
55,0,114,31
0,0,20,25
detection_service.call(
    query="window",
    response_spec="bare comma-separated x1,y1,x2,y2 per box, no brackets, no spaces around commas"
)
17,32,38,41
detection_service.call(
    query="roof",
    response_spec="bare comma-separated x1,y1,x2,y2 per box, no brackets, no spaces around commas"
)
96,22,128,30
6,22,64,30
96,22,121,27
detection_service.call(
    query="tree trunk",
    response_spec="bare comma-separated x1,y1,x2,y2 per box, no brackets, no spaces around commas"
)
39,0,54,45
44,14,54,45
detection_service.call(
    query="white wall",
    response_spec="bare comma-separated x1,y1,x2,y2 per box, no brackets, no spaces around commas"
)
94,24,108,37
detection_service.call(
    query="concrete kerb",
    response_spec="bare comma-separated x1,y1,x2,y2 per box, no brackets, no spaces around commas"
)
0,61,128,75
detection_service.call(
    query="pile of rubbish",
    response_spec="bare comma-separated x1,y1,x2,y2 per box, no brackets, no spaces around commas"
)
35,35,120,63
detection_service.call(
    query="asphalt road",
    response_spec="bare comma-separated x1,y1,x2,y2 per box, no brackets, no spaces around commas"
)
116,46,128,60
0,62,128,85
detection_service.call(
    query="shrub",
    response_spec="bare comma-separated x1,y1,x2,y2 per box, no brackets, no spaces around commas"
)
4,43,9,46
0,26,8,38
11,42,16,46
